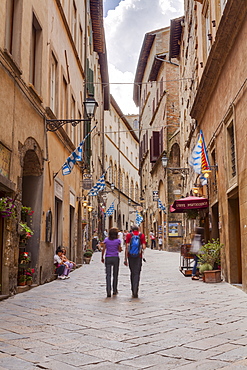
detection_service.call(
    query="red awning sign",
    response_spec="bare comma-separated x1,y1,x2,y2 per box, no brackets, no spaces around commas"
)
170,196,209,213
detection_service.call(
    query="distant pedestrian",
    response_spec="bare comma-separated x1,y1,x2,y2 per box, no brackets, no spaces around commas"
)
149,230,156,249
101,227,122,297
92,234,99,251
124,225,146,298
158,236,163,250
118,229,124,249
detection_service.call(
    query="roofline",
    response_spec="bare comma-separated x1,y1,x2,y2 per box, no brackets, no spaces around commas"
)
169,16,184,60
133,26,171,106
133,33,156,106
90,0,110,110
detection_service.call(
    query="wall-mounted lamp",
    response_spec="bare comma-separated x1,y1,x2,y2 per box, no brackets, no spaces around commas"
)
87,204,93,212
110,183,115,191
202,165,218,178
162,153,189,175
46,96,98,132
83,199,88,207
161,154,168,168
192,187,200,194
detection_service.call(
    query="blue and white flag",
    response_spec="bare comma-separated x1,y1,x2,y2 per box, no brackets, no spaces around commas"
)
88,174,106,196
62,127,95,176
158,198,166,213
135,211,143,226
189,130,210,175
105,201,115,217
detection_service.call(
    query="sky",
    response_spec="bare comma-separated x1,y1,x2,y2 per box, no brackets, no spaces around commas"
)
103,0,184,114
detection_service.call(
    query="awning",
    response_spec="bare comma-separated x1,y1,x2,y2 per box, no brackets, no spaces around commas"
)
170,196,209,213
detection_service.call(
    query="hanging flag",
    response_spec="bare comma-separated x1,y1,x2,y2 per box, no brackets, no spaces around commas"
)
135,211,143,226
199,174,208,186
105,201,115,217
158,198,166,214
189,130,210,174
88,173,106,196
62,126,96,176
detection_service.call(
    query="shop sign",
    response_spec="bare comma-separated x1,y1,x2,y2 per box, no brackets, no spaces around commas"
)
55,180,63,200
0,143,11,178
152,191,159,201
82,173,93,190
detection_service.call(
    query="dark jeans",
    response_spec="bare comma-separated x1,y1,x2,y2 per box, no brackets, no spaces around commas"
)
192,255,198,276
128,255,142,296
55,265,65,276
105,257,119,295
151,239,156,249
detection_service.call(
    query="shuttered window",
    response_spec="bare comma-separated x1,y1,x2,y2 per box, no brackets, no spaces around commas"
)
150,131,160,162
150,129,164,163
86,59,94,96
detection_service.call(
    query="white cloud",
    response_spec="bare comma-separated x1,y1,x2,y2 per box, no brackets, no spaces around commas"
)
104,0,184,114
108,63,138,114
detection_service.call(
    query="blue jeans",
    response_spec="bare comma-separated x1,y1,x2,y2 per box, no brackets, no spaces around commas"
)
105,257,119,295
192,255,198,276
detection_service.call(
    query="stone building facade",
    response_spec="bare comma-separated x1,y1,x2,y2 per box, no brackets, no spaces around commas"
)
170,0,247,291
95,95,140,233
0,0,108,296
134,27,181,250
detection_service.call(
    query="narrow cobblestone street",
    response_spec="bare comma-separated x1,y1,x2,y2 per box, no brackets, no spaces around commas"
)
0,249,247,369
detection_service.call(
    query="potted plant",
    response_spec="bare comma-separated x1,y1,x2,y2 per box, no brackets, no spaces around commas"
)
19,251,31,264
82,219,87,229
83,249,93,264
199,238,223,283
18,274,26,286
25,268,35,285
21,206,34,216
0,197,17,218
19,222,34,240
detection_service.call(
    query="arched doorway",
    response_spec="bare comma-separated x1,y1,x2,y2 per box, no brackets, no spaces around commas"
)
21,138,43,284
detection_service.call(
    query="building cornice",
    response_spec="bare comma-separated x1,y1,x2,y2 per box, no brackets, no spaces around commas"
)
190,0,247,121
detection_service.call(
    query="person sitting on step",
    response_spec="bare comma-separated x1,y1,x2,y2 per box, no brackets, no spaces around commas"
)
54,247,67,280
61,247,76,279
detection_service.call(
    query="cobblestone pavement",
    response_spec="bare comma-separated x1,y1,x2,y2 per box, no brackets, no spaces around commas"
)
0,249,247,369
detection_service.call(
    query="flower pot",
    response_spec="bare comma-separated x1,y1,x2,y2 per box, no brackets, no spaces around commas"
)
84,257,91,264
203,270,221,283
26,279,32,286
18,281,26,286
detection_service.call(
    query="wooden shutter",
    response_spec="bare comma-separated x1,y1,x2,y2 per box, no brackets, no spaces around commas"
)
159,127,163,154
150,131,160,162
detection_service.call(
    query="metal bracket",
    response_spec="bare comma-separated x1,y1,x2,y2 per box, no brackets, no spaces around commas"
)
46,119,90,132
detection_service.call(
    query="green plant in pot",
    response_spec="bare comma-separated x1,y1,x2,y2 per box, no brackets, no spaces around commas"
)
18,274,26,286
83,249,93,264
84,249,93,258
199,238,223,282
